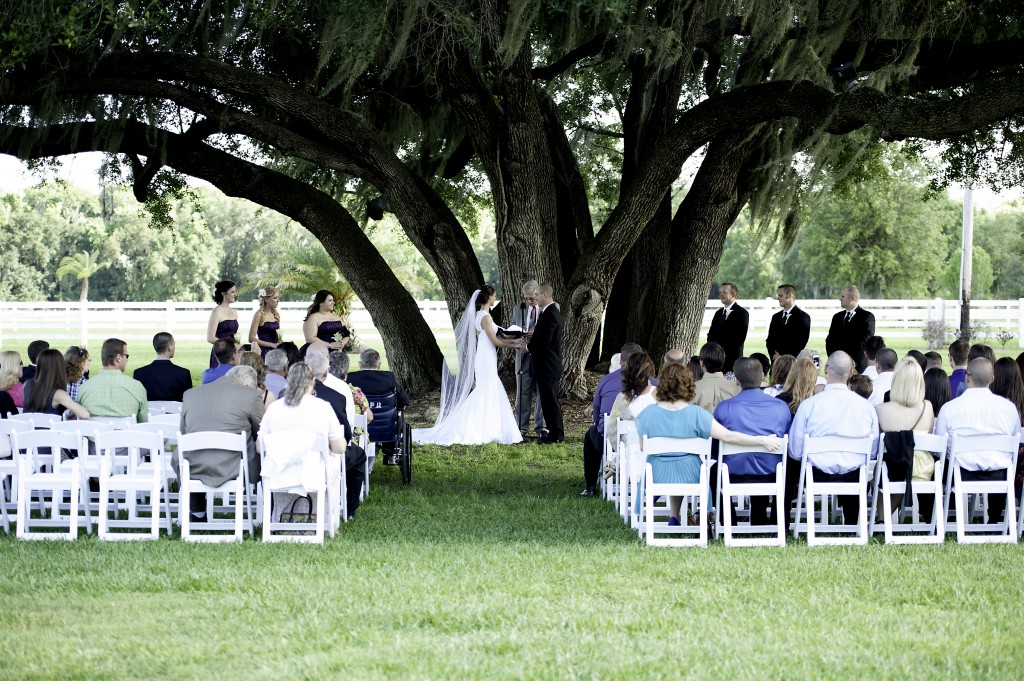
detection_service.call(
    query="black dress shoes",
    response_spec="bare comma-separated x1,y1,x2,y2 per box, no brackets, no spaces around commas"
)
538,437,565,445
580,487,597,497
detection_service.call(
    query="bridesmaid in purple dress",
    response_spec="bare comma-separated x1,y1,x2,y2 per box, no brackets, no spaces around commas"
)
248,286,281,358
300,289,351,357
207,280,239,369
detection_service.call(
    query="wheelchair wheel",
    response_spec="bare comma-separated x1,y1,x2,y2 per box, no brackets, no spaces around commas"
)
400,421,412,484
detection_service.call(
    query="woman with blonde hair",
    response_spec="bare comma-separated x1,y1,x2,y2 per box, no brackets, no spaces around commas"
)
64,346,90,402
776,357,819,415
237,350,276,409
248,286,281,359
875,357,936,519
0,350,22,418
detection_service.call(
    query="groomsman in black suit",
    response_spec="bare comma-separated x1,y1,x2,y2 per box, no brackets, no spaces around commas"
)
825,285,875,373
527,283,564,444
707,282,748,373
133,332,193,402
766,284,811,360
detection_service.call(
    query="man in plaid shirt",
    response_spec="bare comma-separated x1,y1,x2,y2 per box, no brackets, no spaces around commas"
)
78,338,149,424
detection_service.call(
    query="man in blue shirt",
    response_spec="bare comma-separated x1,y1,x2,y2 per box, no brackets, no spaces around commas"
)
580,342,641,497
713,358,792,525
201,339,237,384
947,340,969,398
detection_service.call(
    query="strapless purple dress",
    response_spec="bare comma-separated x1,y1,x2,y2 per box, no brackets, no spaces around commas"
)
300,320,349,357
210,319,239,368
256,321,280,358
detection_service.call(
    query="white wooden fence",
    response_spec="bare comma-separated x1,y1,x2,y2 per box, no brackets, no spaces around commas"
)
0,298,1021,348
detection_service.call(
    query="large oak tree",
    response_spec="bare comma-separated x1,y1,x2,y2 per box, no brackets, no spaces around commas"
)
3,0,1024,394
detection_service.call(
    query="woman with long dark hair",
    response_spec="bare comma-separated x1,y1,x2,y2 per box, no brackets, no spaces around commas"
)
206,280,239,369
923,368,952,418
24,349,89,419
301,289,351,357
991,357,1024,497
603,349,656,479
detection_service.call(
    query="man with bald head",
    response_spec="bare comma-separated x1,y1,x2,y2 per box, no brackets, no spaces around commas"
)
825,285,875,373
935,358,1022,525
663,348,685,366
785,351,880,528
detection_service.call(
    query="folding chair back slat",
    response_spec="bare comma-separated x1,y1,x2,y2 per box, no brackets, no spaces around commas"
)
719,436,788,547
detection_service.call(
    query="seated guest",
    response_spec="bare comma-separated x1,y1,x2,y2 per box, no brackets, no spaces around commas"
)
748,353,771,386
776,357,819,415
20,339,49,384
260,363,350,520
876,358,937,519
77,338,148,423
607,353,620,374
786,351,880,529
924,351,943,372
797,349,826,390
847,374,874,400
307,346,355,429
906,349,927,374
686,356,703,381
330,350,373,439
924,368,951,417
24,348,90,419
635,362,780,528
663,348,686,366
713,358,792,525
869,347,898,406
237,350,276,409
861,336,886,382
133,332,193,402
264,349,289,399
947,340,969,398
178,363,265,522
201,339,238,385
307,352,366,519
968,343,996,365
935,358,1021,525
693,342,739,412
0,350,24,414
764,354,795,397
277,341,302,369
347,348,410,409
602,349,656,480
990,358,1024,499
64,346,90,402
581,343,641,497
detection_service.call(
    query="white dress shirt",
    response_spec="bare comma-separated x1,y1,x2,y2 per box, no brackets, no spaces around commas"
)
869,371,893,407
789,383,880,474
935,388,1021,471
861,365,879,382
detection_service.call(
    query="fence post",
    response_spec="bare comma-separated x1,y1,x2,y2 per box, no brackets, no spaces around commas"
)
1019,299,1023,349
166,301,175,335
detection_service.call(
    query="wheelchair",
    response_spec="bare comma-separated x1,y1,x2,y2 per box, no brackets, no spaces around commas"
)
364,390,412,484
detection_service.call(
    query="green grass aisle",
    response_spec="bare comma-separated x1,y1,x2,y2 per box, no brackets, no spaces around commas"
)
1,440,1023,679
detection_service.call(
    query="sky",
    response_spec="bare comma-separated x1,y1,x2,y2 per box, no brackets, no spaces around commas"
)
0,151,1021,211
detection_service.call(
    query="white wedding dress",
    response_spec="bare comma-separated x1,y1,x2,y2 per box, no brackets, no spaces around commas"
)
413,309,523,446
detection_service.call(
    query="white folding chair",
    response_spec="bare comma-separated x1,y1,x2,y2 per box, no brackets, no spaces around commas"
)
599,413,614,501
0,419,33,533
258,432,333,543
942,432,1019,544
869,432,948,544
149,413,180,426
642,435,712,547
718,436,789,547
95,430,169,540
147,401,182,414
352,412,371,499
130,422,180,522
177,431,254,542
14,429,88,540
792,435,874,546
1018,432,1024,539
9,412,63,429
617,420,638,522
88,415,138,428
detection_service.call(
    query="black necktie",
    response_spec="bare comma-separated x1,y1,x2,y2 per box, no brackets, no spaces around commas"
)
845,311,853,324
782,311,789,324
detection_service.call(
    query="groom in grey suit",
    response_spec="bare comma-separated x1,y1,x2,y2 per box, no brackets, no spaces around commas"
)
512,279,546,438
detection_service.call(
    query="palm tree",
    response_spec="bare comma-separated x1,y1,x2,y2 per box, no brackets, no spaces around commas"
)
243,239,356,316
56,250,110,302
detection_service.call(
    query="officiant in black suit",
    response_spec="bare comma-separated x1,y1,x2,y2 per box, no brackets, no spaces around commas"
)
766,284,811,360
707,282,748,373
133,332,193,402
825,285,875,373
527,283,564,444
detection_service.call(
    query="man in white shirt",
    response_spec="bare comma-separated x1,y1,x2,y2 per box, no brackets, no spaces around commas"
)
860,336,885,383
786,351,879,528
935,358,1021,525
869,347,897,406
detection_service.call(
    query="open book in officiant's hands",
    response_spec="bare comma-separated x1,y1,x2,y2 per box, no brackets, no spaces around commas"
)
496,324,526,340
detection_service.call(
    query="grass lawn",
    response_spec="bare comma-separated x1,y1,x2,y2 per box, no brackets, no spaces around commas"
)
2,437,1024,679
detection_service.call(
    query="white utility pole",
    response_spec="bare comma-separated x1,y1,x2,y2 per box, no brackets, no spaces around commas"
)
960,185,974,341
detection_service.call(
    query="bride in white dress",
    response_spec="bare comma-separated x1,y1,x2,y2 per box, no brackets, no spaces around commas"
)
413,286,524,445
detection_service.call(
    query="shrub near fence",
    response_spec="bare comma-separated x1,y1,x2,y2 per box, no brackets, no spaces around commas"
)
0,298,1022,349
